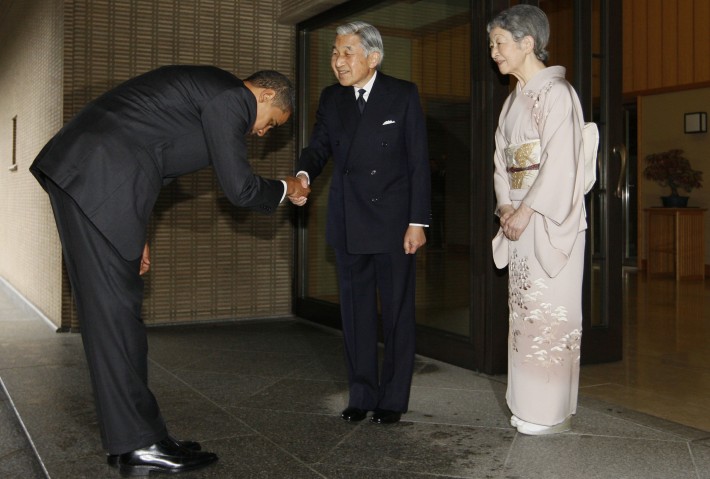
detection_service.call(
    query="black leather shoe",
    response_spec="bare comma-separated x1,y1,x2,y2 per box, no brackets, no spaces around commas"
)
116,438,217,476
370,409,402,424
107,435,201,467
341,407,367,422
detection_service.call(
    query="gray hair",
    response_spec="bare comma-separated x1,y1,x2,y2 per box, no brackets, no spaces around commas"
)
335,21,384,67
487,4,549,62
245,70,295,113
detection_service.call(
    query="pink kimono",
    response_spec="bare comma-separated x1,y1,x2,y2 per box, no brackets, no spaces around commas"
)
491,66,587,427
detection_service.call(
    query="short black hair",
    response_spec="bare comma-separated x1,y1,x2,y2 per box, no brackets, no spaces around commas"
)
245,70,295,113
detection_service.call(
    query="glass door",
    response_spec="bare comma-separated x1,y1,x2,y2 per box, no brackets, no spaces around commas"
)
561,0,624,362
622,104,638,267
294,0,623,372
539,0,623,363
295,0,479,368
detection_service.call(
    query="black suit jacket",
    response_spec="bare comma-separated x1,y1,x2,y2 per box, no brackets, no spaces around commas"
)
297,72,431,254
31,65,284,260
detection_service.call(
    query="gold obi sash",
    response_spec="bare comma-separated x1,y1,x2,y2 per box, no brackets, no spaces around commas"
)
505,140,541,189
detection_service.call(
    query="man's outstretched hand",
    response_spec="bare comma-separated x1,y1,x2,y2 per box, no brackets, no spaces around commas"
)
285,175,310,206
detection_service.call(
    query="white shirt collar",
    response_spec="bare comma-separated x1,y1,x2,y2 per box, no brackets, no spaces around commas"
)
353,71,377,101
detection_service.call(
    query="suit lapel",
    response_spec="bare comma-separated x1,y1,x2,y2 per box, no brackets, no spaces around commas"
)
336,73,395,140
361,73,394,123
341,74,395,168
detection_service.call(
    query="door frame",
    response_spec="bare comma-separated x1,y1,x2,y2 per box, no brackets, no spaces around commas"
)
294,0,510,373
292,0,623,374
482,0,625,370
579,0,624,363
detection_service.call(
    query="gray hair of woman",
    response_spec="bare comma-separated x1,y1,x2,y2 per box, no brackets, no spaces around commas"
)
486,4,550,63
336,21,385,67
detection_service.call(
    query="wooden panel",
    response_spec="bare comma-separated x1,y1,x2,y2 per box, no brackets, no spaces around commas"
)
646,209,676,277
677,212,705,279
677,0,694,84
450,24,470,98
547,0,574,80
622,0,634,92
624,0,710,94
694,0,710,82
646,208,706,281
631,0,648,92
421,36,438,98
661,0,678,87
419,23,469,101
436,29,453,97
649,0,663,90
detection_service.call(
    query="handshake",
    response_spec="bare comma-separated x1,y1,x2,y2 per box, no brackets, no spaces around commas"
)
284,174,310,206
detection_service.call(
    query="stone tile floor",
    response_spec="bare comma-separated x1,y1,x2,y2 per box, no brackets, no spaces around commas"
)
1,282,709,478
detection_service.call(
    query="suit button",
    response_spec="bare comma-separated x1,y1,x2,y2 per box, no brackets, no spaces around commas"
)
371,197,379,203
381,142,388,147
344,169,350,175
370,170,377,175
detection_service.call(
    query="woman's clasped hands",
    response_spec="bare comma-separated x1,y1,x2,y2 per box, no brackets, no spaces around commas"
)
499,203,534,241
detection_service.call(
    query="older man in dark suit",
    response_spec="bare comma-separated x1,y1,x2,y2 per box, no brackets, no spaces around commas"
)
294,22,431,425
31,66,309,476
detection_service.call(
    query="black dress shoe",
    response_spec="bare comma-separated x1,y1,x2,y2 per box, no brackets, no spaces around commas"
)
107,435,201,467
370,409,402,424
116,438,217,476
341,407,367,422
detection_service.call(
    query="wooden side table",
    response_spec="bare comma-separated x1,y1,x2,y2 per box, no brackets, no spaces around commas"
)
645,207,706,280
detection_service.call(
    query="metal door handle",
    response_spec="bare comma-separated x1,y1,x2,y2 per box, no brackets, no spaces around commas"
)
611,144,627,198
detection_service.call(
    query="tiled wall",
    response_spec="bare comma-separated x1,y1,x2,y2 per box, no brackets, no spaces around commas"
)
1,0,301,328
0,0,64,327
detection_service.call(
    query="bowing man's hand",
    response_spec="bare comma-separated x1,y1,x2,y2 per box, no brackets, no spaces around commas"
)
285,175,311,206
139,243,151,275
404,225,426,254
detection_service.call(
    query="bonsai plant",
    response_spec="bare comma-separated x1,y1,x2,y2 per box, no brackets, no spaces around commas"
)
643,149,703,207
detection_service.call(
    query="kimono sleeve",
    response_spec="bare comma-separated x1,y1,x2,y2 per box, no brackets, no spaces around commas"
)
524,82,587,277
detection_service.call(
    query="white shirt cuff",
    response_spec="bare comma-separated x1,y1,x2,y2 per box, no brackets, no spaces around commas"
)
296,171,311,185
280,180,287,203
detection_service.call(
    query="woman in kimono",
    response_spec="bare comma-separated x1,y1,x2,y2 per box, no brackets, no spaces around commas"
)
488,5,587,435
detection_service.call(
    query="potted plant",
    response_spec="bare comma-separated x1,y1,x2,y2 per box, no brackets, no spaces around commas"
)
643,149,703,207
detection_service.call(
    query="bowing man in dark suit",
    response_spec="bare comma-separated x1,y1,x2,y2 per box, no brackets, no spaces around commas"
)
30,66,309,476
294,22,431,425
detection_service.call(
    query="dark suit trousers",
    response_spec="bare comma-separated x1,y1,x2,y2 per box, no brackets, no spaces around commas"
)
45,180,167,455
335,249,416,413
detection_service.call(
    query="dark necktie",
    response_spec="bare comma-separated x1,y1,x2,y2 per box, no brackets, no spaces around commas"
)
357,88,366,114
